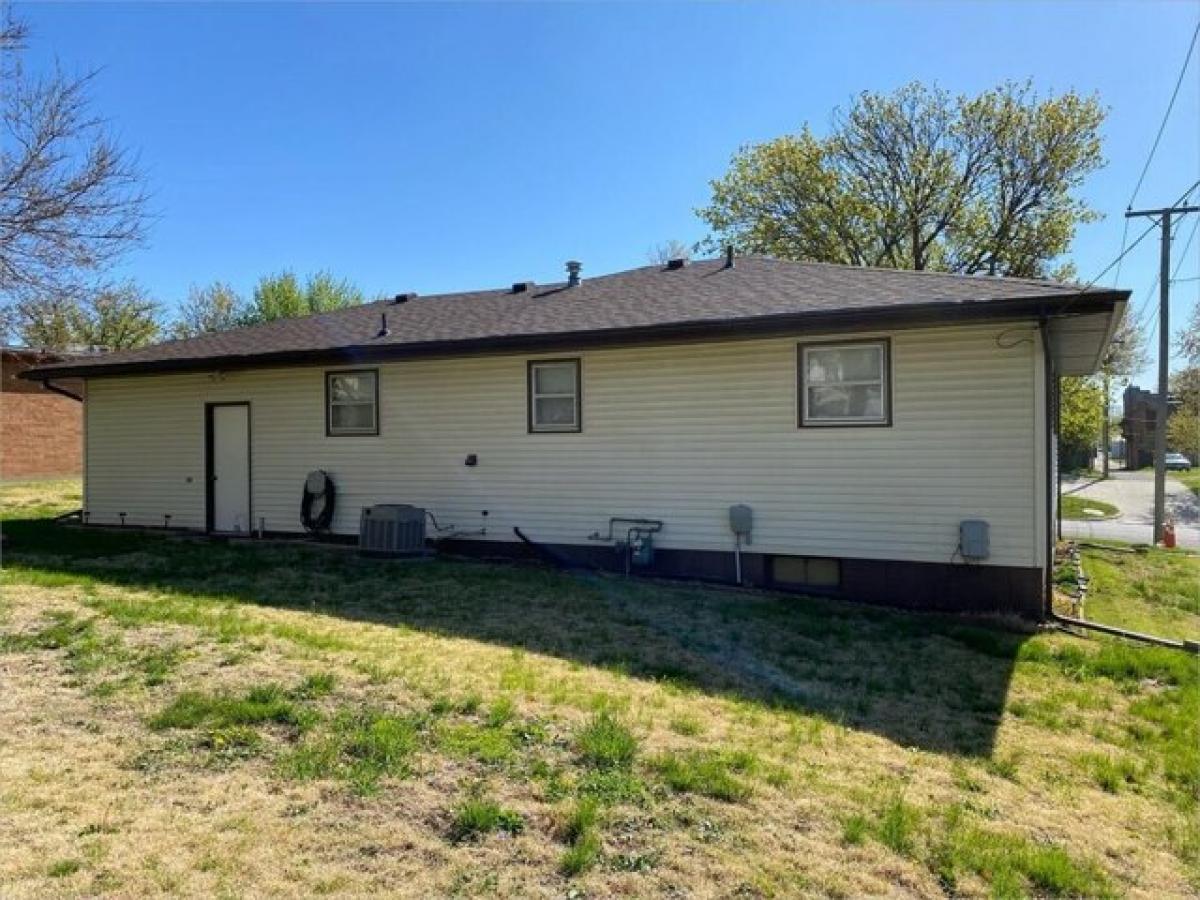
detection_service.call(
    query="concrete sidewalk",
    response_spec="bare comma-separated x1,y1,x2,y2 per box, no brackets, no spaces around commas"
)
1061,470,1200,548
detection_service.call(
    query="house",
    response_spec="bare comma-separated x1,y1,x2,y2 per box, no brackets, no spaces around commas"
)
2,347,85,480
1122,385,1158,469
22,255,1128,618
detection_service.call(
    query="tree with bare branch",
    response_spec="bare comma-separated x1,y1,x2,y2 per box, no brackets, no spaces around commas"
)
647,240,692,266
0,3,147,335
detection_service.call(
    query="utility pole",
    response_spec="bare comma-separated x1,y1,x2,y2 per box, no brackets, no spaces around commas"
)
1102,370,1111,477
1125,201,1199,543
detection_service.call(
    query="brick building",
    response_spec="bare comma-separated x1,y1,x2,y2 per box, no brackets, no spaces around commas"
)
1,348,85,480
1122,385,1158,470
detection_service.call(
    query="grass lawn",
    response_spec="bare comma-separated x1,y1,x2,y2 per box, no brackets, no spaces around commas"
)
1072,542,1200,641
1061,495,1120,521
1174,468,1200,497
2,481,1198,897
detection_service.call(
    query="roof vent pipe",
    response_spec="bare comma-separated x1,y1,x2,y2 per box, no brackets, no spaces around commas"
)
565,260,582,287
666,257,686,270
511,282,534,294
377,313,390,338
391,293,416,304
724,246,735,269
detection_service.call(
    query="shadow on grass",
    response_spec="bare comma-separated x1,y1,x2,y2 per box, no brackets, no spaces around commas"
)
2,519,1030,757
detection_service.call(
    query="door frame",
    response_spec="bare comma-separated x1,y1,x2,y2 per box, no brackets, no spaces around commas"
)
205,401,252,533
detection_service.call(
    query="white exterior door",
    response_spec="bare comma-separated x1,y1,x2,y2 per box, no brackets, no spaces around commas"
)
210,404,250,533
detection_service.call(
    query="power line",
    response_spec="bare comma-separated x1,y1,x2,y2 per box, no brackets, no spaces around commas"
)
1128,183,1200,329
1052,178,1200,326
1113,19,1200,287
1128,19,1200,206
1135,212,1200,333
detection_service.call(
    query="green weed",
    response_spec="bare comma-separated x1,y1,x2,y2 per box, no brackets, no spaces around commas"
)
149,684,307,730
650,749,756,802
575,711,638,770
931,806,1113,898
450,795,525,842
279,708,420,794
47,859,82,878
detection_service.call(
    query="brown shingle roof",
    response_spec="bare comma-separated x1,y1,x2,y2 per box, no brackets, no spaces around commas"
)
24,256,1126,379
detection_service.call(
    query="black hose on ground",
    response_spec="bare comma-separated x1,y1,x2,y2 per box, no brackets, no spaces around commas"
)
513,526,575,569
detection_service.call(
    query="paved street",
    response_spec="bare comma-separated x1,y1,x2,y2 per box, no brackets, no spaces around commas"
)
1061,469,1200,548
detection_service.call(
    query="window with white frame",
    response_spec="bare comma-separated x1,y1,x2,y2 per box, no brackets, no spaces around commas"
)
326,370,378,436
799,340,890,426
528,359,581,433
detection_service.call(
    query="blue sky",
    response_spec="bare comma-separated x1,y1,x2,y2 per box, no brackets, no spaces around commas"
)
17,1,1200,383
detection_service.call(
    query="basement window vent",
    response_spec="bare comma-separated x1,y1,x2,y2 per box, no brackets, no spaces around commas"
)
771,555,841,589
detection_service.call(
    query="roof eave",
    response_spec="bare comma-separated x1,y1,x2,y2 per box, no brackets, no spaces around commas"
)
20,290,1128,381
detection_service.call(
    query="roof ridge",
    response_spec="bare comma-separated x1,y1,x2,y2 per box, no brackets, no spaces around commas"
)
743,255,1086,290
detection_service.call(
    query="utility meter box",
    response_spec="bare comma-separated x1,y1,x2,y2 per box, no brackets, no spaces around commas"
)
959,520,990,561
729,504,753,544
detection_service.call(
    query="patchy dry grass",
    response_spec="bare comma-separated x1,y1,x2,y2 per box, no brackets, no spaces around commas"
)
0,477,80,520
1,480,1197,897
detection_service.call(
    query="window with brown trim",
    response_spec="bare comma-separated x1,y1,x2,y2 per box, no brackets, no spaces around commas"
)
326,369,379,436
528,359,581,433
799,339,891,426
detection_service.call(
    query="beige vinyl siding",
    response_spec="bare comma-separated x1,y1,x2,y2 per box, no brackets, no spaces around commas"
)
84,323,1042,567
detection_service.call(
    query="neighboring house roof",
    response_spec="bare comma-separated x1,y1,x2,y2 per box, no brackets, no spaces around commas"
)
2,347,87,395
22,256,1128,380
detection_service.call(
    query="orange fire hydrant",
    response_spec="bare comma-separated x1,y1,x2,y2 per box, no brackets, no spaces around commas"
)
1163,520,1177,549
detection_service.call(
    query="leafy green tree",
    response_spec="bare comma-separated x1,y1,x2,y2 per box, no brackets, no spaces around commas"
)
12,297,75,349
697,82,1104,278
243,270,363,325
14,281,159,350
171,281,244,339
1178,303,1199,368
1058,376,1105,470
71,282,160,349
304,271,363,313
1168,366,1200,461
1099,313,1149,473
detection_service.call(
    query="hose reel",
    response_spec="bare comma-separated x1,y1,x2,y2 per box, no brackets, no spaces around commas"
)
301,470,336,534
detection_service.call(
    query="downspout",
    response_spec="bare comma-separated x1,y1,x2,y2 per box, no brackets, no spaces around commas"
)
40,378,83,402
1039,318,1055,620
